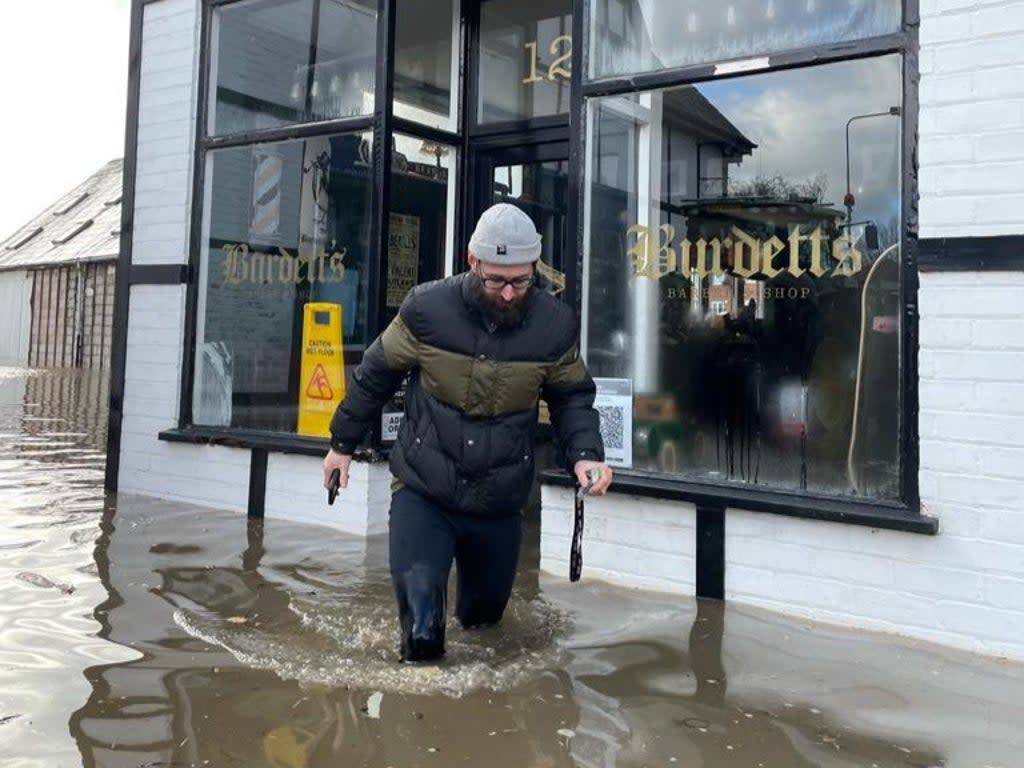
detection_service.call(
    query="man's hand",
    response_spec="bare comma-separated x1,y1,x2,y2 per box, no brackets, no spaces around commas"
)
573,460,613,496
323,449,352,492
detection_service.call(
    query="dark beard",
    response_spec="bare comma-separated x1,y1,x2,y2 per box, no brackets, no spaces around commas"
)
469,272,532,330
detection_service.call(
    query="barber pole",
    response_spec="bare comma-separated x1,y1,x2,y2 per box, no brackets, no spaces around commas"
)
250,151,282,240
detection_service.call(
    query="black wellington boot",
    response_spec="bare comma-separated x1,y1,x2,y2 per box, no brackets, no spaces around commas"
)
457,599,505,629
395,564,447,662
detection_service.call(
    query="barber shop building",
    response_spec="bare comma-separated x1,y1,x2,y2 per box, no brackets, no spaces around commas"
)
109,0,1024,660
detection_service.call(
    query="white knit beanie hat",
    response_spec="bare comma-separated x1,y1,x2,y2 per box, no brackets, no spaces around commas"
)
468,203,542,265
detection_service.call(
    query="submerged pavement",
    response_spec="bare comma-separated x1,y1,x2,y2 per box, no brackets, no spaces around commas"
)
1,366,1023,768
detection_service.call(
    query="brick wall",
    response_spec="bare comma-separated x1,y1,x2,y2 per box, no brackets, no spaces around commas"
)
132,0,198,266
720,0,1024,660
119,0,258,511
541,488,697,593
119,284,255,510
265,456,391,535
544,1,1024,661
919,0,1024,238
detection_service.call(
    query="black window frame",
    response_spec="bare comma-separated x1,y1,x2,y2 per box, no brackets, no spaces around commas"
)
171,0,464,454
546,0,933,534
145,0,933,533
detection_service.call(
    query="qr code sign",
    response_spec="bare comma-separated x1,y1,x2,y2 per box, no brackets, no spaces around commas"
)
597,405,625,451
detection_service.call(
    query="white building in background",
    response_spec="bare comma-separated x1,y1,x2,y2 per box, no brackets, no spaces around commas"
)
0,160,121,369
108,0,1024,661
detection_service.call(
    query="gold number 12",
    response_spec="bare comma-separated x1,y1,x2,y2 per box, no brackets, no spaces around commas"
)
523,35,572,84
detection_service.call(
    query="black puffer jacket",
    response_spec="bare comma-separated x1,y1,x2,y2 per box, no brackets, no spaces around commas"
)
329,273,604,517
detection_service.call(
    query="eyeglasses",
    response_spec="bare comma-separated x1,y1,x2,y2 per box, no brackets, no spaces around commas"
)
476,267,534,291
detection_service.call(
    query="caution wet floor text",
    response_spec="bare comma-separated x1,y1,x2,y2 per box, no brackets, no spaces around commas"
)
297,303,346,436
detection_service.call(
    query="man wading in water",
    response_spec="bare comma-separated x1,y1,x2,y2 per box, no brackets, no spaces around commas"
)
322,203,612,662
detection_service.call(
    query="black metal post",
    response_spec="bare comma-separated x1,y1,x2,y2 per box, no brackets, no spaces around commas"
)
695,504,725,600
247,448,268,518
104,0,145,492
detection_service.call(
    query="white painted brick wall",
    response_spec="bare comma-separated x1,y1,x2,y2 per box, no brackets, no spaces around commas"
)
558,270,1024,661
719,0,1024,661
920,0,1024,237
119,282,252,511
265,455,391,535
544,0,1024,657
132,0,199,266
119,0,260,515
917,271,1024,658
541,487,696,593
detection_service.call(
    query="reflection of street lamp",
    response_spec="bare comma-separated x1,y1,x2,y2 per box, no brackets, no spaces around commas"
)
845,106,901,223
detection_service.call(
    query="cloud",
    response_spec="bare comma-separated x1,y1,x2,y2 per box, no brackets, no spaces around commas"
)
0,1,130,239
700,55,902,228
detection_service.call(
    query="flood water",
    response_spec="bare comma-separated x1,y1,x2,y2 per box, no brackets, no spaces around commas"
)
2,366,1024,768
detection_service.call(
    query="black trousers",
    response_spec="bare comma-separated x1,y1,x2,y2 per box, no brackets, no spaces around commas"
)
388,486,522,662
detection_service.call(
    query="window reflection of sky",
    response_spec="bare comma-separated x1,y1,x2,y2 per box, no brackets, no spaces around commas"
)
591,0,901,77
696,55,902,238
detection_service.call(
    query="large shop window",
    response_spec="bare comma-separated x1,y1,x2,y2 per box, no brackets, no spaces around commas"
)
192,132,374,432
589,0,901,79
583,55,903,500
209,0,377,137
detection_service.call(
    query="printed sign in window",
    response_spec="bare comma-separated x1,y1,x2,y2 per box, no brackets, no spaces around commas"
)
594,378,633,468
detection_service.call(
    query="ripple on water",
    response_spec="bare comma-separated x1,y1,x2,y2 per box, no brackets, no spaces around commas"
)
174,590,572,698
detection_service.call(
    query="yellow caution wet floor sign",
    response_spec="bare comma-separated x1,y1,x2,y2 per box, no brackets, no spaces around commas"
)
297,303,346,436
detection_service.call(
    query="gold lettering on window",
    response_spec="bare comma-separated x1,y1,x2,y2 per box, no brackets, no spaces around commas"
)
693,238,723,278
626,224,866,280
731,226,760,278
548,35,572,80
832,232,863,277
523,41,543,84
535,258,566,295
523,34,572,84
220,243,348,286
760,235,787,279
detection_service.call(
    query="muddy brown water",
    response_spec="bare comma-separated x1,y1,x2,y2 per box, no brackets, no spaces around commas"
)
1,366,1023,768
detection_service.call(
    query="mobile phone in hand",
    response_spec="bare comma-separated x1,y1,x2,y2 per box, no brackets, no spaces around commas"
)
327,468,340,505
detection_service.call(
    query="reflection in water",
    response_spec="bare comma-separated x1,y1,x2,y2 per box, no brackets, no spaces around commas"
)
2,367,1024,767
562,600,945,767
0,367,121,768
66,498,581,768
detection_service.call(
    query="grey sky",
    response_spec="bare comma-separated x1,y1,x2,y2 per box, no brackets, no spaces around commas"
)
701,54,903,233
0,0,131,239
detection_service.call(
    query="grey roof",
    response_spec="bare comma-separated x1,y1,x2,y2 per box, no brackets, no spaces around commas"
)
663,87,757,159
0,158,123,271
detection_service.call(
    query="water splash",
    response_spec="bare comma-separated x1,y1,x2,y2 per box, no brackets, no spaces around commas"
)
174,590,571,698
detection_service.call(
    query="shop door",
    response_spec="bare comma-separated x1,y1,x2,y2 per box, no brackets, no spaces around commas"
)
471,141,570,299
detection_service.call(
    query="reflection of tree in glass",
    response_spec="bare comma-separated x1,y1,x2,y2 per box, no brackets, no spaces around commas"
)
728,173,829,204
